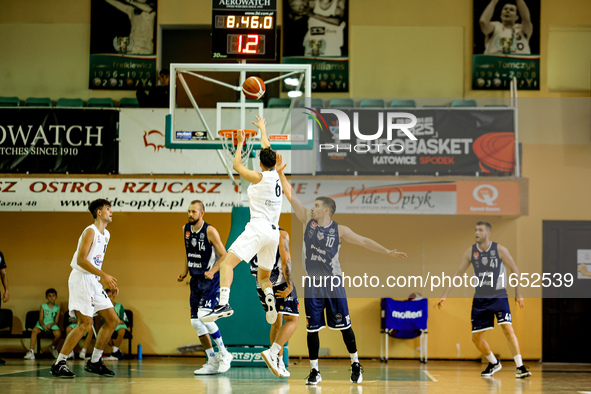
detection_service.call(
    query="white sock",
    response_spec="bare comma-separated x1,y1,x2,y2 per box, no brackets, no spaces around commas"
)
91,348,103,363
205,347,215,360
485,353,498,364
56,353,68,364
514,355,523,367
219,287,230,306
270,342,282,357
80,348,86,355
350,352,359,364
112,346,119,353
310,359,319,370
264,287,274,297
213,337,228,355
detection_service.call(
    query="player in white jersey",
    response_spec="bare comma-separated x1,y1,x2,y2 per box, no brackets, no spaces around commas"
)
480,0,533,54
51,199,120,379
105,0,156,54
303,0,346,57
202,116,282,325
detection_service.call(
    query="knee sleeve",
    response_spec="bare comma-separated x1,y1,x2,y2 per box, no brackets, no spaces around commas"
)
341,327,357,354
191,318,209,337
307,331,320,360
197,310,220,335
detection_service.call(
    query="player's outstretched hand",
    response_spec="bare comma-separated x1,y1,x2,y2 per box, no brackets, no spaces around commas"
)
101,273,118,290
578,263,590,276
177,273,187,282
515,297,524,310
236,129,245,145
435,298,446,309
388,249,407,258
252,115,266,131
276,154,287,173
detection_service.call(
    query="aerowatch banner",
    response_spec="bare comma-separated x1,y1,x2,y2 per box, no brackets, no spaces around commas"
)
0,108,118,174
89,0,158,90
282,0,349,92
315,108,516,176
472,0,540,90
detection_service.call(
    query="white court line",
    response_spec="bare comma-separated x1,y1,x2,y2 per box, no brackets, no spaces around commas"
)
422,370,439,382
0,367,50,376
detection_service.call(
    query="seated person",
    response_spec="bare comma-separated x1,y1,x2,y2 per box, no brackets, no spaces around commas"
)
136,68,170,108
102,289,130,360
25,288,61,360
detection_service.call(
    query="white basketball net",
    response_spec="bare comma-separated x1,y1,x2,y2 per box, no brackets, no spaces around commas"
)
219,131,257,175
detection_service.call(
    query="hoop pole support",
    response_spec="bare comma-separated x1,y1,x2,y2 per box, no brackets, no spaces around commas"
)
263,71,303,85
178,72,236,184
183,71,241,91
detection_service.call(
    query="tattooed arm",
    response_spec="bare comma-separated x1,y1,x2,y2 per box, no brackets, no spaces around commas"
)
275,230,293,298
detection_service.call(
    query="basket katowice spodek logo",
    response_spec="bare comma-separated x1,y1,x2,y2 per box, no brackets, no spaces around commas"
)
303,107,418,153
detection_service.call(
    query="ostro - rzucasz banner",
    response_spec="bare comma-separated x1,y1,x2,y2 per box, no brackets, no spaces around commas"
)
314,108,515,175
0,109,118,174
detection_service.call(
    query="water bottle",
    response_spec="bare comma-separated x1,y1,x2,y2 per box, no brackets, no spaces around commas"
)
138,344,143,360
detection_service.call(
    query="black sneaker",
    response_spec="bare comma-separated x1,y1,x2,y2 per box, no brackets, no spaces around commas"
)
200,304,234,323
516,365,532,378
111,349,125,360
305,368,322,385
481,361,502,377
50,360,76,378
85,359,115,377
350,362,363,383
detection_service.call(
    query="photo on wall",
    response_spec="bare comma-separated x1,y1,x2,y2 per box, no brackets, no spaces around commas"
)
89,0,158,90
472,0,540,90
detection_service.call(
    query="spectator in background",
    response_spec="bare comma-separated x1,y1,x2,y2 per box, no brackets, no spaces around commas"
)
24,288,62,360
104,288,129,360
137,68,170,108
480,0,533,54
0,250,9,365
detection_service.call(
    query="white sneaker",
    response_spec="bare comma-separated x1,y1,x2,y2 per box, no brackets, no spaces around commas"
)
67,350,74,360
264,292,278,324
194,357,220,375
217,352,233,373
261,349,281,377
24,350,35,360
79,349,86,360
277,357,290,377
49,345,59,359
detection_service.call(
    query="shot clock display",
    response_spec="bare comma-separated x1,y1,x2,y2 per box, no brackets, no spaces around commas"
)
211,1,277,60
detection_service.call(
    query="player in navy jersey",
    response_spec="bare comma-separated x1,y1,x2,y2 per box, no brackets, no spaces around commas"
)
178,200,233,375
276,157,407,385
249,229,299,377
436,222,531,379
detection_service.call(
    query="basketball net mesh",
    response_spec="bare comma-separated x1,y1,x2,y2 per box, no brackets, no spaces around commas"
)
219,133,257,177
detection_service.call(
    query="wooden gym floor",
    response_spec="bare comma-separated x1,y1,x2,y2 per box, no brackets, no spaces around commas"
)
0,357,590,393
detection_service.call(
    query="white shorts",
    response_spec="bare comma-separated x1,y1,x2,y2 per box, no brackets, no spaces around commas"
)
228,219,280,271
68,269,113,318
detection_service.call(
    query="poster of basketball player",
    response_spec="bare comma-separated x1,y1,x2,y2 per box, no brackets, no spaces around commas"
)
282,0,349,93
89,0,158,90
472,0,540,90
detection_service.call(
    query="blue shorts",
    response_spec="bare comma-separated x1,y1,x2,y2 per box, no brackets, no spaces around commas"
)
190,273,220,318
257,282,299,316
471,297,512,332
304,283,351,332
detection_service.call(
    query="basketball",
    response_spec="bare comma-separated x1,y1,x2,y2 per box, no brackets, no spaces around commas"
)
242,76,266,100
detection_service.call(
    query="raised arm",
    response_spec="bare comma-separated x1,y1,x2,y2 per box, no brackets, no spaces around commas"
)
252,115,270,149
435,247,472,309
516,0,533,39
479,0,499,36
76,228,118,292
339,225,407,258
276,154,311,225
205,225,227,278
233,129,264,184
578,264,591,278
275,231,294,298
497,244,524,309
